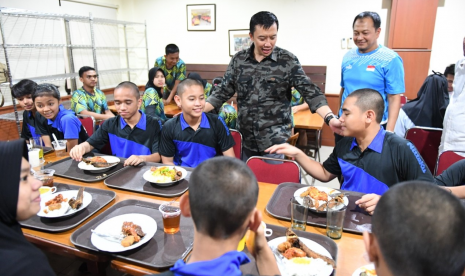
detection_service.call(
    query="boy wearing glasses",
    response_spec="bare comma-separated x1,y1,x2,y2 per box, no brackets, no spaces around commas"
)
70,66,114,120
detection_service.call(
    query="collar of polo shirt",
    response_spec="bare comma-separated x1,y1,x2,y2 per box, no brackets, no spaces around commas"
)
350,127,385,153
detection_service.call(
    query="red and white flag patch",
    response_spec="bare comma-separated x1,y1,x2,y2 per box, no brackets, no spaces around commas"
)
366,65,375,72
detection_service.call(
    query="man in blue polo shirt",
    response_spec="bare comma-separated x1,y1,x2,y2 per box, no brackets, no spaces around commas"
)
159,79,235,168
337,11,404,143
267,88,465,214
69,81,162,166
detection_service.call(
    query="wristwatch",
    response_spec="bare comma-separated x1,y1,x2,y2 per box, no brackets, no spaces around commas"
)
325,114,337,126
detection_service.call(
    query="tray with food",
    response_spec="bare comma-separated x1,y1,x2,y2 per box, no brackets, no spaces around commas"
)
267,226,338,276
104,163,192,197
266,183,372,234
70,199,195,269
44,153,127,182
19,183,116,232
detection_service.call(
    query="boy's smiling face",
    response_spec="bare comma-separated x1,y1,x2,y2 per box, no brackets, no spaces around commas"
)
34,95,60,120
16,95,35,111
174,84,205,120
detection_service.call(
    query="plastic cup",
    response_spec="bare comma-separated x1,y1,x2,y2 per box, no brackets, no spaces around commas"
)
326,203,347,239
52,140,67,157
34,169,55,187
28,150,40,167
159,201,181,234
39,186,57,196
291,197,308,231
30,137,44,160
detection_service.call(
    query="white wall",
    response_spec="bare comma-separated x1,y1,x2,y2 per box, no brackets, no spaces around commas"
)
0,0,118,19
2,0,464,94
126,0,389,94
429,0,465,74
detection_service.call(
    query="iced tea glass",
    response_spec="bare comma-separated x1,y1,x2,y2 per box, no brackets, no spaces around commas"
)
159,201,181,234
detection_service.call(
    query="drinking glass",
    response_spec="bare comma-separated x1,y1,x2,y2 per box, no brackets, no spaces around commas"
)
326,203,347,239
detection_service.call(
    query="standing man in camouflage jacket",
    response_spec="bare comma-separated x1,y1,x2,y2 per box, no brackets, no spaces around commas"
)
205,11,342,161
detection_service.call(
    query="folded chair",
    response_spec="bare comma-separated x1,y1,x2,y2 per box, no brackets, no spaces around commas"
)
435,151,465,176
77,114,96,136
405,126,442,173
246,156,301,185
230,129,242,160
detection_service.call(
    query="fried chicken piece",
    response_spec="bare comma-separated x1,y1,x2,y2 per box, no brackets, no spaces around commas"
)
122,222,144,243
48,203,62,211
277,241,292,253
121,235,135,247
300,187,328,201
282,247,307,259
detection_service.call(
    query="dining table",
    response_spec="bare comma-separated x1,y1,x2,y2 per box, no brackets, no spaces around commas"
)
22,153,369,276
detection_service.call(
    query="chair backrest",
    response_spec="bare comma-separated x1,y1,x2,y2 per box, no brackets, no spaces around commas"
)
287,132,300,147
405,126,442,173
435,151,465,176
246,156,301,185
230,129,242,160
77,115,95,136
400,95,407,106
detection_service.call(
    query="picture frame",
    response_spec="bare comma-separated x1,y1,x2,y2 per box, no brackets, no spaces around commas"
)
228,29,252,57
186,4,216,31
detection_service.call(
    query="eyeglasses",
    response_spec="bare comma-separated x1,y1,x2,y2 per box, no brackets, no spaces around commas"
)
86,75,99,79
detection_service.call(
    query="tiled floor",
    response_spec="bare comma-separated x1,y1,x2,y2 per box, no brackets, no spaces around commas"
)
42,145,337,275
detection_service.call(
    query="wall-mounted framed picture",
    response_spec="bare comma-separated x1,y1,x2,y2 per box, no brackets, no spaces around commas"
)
228,29,252,56
186,4,216,31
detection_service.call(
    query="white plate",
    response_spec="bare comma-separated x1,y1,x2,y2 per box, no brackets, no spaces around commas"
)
294,186,349,212
78,156,120,172
268,236,334,276
38,190,92,218
352,263,376,276
142,166,188,186
91,213,157,252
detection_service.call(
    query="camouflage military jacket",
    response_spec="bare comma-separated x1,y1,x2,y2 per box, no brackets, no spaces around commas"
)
207,45,328,152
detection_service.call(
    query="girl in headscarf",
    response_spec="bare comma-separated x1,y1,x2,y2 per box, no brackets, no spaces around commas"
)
0,139,56,275
394,72,449,137
187,72,237,129
141,67,168,123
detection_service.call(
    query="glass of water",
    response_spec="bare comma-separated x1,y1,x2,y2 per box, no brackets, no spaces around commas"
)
326,202,347,239
290,197,308,231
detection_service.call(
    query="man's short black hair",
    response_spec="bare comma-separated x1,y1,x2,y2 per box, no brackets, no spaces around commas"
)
249,11,279,35
189,156,259,239
12,79,37,98
347,88,384,123
444,64,455,77
165,44,179,55
33,83,61,101
78,66,96,78
372,181,465,276
353,11,381,29
115,81,140,100
176,78,204,97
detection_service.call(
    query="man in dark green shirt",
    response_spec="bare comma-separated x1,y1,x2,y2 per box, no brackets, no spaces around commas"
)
205,11,341,161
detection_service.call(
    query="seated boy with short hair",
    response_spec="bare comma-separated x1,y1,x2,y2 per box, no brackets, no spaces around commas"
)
365,181,465,276
156,156,279,276
70,81,162,166
159,79,235,167
12,79,52,147
34,83,89,151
